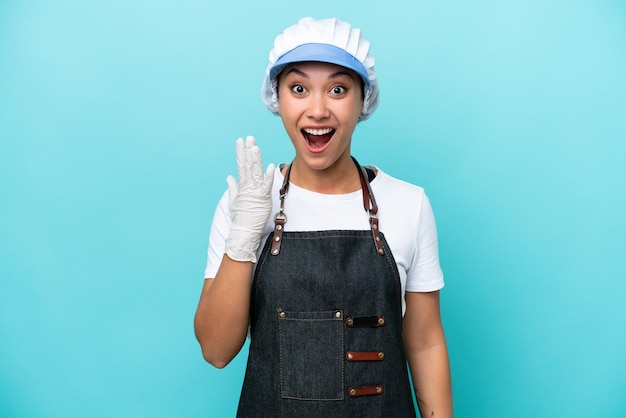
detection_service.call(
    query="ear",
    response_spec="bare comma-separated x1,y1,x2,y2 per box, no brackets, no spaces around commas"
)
276,90,282,114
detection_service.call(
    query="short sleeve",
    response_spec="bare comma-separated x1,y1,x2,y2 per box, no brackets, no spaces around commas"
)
204,191,231,279
404,195,444,292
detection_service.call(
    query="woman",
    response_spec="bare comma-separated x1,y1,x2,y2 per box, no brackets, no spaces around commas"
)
194,17,453,417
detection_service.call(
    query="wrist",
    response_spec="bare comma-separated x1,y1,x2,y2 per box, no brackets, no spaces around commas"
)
225,228,262,263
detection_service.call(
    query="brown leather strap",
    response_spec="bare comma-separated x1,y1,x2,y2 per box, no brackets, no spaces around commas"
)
346,315,386,327
271,158,385,256
270,216,285,256
346,351,385,361
271,164,291,256
348,385,384,397
354,157,385,256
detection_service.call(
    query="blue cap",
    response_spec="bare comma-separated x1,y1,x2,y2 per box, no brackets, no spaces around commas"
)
269,43,370,88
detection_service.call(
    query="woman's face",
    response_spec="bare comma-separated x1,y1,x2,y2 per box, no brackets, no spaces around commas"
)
277,61,363,176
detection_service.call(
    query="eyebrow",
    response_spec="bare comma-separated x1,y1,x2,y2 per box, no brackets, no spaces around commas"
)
283,66,356,80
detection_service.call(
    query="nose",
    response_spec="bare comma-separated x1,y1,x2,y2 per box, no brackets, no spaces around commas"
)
307,92,330,120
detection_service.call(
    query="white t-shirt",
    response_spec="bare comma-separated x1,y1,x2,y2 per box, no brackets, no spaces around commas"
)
204,166,444,314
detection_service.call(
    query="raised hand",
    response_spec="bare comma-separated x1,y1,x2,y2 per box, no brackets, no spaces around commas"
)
225,136,275,262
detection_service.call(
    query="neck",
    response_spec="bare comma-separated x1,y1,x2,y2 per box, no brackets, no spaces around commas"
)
286,157,361,194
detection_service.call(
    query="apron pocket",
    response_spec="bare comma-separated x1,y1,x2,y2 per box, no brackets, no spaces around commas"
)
278,309,344,400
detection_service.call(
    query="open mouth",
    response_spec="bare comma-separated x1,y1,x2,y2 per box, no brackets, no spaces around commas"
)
302,128,335,150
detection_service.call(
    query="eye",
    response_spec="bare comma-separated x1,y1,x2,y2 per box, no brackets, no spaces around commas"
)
291,84,306,94
330,85,347,95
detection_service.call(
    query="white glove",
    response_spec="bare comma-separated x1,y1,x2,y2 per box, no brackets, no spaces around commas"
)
225,136,275,263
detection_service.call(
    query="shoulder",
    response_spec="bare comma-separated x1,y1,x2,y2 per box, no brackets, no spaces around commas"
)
370,168,427,216
371,168,425,194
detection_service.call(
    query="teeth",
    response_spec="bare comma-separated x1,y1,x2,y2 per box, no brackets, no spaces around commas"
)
303,128,333,136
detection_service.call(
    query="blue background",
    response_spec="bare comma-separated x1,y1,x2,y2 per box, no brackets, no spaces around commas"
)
1,1,625,417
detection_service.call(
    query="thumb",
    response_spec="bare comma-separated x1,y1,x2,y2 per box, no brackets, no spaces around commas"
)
226,175,238,207
262,164,275,195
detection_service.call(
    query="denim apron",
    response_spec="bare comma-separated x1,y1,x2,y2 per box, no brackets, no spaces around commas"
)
236,158,416,417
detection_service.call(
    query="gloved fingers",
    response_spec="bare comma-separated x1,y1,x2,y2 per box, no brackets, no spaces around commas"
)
262,163,275,195
235,137,247,185
233,135,273,192
240,136,258,187
244,135,257,148
247,137,264,185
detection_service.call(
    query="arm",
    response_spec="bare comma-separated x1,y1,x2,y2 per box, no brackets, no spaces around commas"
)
194,257,254,368
403,290,453,417
194,136,274,368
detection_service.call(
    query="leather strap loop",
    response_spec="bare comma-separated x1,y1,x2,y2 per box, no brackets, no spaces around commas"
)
346,351,385,361
346,315,386,328
270,216,286,256
348,385,384,397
